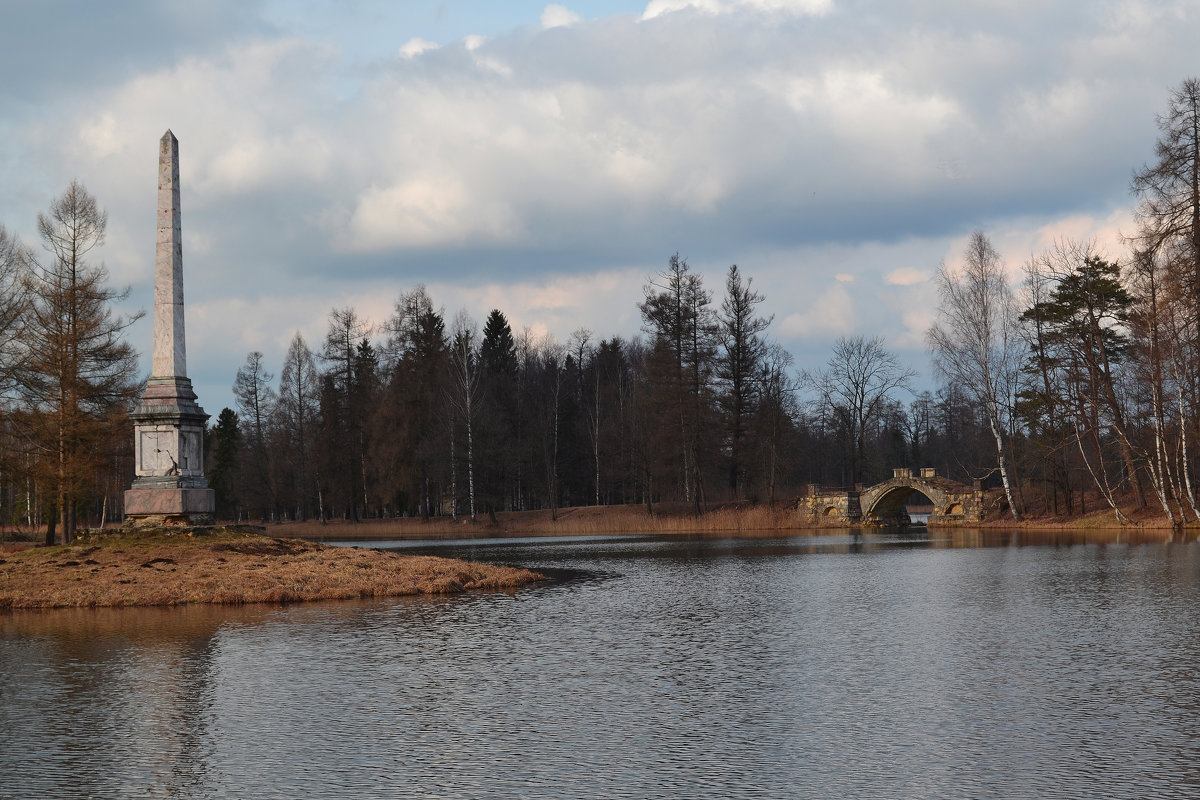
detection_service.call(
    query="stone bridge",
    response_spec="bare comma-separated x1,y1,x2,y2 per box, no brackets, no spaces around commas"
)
800,468,983,526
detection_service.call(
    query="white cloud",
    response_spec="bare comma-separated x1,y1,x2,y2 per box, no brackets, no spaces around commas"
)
398,37,438,58
885,267,929,286
346,178,522,250
779,281,856,338
541,4,582,28
642,0,832,21
895,307,936,350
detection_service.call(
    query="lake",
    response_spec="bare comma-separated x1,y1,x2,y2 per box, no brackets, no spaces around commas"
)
3,529,1200,799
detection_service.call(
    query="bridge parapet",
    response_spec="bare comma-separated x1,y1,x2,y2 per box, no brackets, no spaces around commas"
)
799,487,862,521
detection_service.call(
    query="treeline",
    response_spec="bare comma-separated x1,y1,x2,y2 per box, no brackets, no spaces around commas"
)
217,260,792,521
216,255,1005,523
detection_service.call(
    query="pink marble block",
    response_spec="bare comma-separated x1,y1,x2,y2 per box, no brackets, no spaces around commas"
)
124,488,215,517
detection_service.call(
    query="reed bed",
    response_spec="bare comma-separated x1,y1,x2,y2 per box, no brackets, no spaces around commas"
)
0,528,543,609
263,498,1195,542
264,502,814,541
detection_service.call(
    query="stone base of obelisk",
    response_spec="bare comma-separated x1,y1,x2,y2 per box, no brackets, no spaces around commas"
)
124,488,215,527
124,375,215,527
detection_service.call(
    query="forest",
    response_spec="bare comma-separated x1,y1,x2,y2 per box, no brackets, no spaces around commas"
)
2,78,1199,538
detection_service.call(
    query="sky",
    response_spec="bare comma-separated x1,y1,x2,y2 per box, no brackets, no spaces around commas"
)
1,0,1197,416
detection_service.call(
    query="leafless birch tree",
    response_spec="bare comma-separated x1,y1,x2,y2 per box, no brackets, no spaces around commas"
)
928,231,1023,520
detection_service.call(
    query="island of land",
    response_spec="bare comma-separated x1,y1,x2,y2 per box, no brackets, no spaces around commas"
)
0,526,543,610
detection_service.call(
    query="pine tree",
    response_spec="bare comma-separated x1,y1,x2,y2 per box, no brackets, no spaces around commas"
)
208,408,241,519
716,264,771,499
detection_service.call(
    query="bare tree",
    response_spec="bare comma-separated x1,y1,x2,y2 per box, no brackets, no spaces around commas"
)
0,226,30,402
1130,77,1200,520
321,306,371,521
20,181,142,543
1132,77,1200,313
233,350,276,520
539,336,567,520
928,231,1023,519
806,335,915,485
756,342,797,506
447,310,480,522
1126,246,1187,524
569,327,601,506
275,332,319,520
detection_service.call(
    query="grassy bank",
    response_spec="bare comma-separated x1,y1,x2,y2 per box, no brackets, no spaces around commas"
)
264,503,809,541
965,488,1200,531
262,497,1200,541
0,527,543,609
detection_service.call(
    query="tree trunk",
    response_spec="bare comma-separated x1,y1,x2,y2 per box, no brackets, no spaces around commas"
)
987,404,1021,521
45,504,57,547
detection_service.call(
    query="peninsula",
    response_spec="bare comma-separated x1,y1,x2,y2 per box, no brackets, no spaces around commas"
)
0,527,542,609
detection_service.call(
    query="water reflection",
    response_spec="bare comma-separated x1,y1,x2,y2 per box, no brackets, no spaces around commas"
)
1,605,280,799
4,531,1200,798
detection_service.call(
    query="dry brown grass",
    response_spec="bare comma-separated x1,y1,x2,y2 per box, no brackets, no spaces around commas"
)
266,502,811,540
0,527,543,609
967,487,1200,531
240,493,1200,544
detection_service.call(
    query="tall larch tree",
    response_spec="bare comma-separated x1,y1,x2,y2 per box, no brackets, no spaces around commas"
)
320,307,370,521
275,332,320,520
233,351,276,520
20,182,142,543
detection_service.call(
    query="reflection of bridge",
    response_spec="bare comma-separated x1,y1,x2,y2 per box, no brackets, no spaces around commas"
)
800,468,983,526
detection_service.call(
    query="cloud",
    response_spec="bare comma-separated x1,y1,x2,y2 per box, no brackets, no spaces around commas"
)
399,37,438,58
345,178,522,250
641,0,832,21
779,281,856,338
885,267,929,286
541,5,582,28
34,2,1195,280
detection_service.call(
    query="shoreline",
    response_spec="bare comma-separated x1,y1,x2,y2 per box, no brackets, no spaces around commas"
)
0,526,544,610
3,505,1193,610
245,501,1200,542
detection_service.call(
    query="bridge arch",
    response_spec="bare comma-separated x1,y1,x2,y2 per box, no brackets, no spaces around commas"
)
864,485,937,525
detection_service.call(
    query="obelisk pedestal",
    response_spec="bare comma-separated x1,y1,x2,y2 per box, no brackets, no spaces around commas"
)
124,131,216,526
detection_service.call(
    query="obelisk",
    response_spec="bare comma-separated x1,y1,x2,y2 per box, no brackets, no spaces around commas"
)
124,131,216,525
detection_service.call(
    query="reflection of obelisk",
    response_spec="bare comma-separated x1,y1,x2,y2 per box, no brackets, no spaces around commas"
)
124,131,215,525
